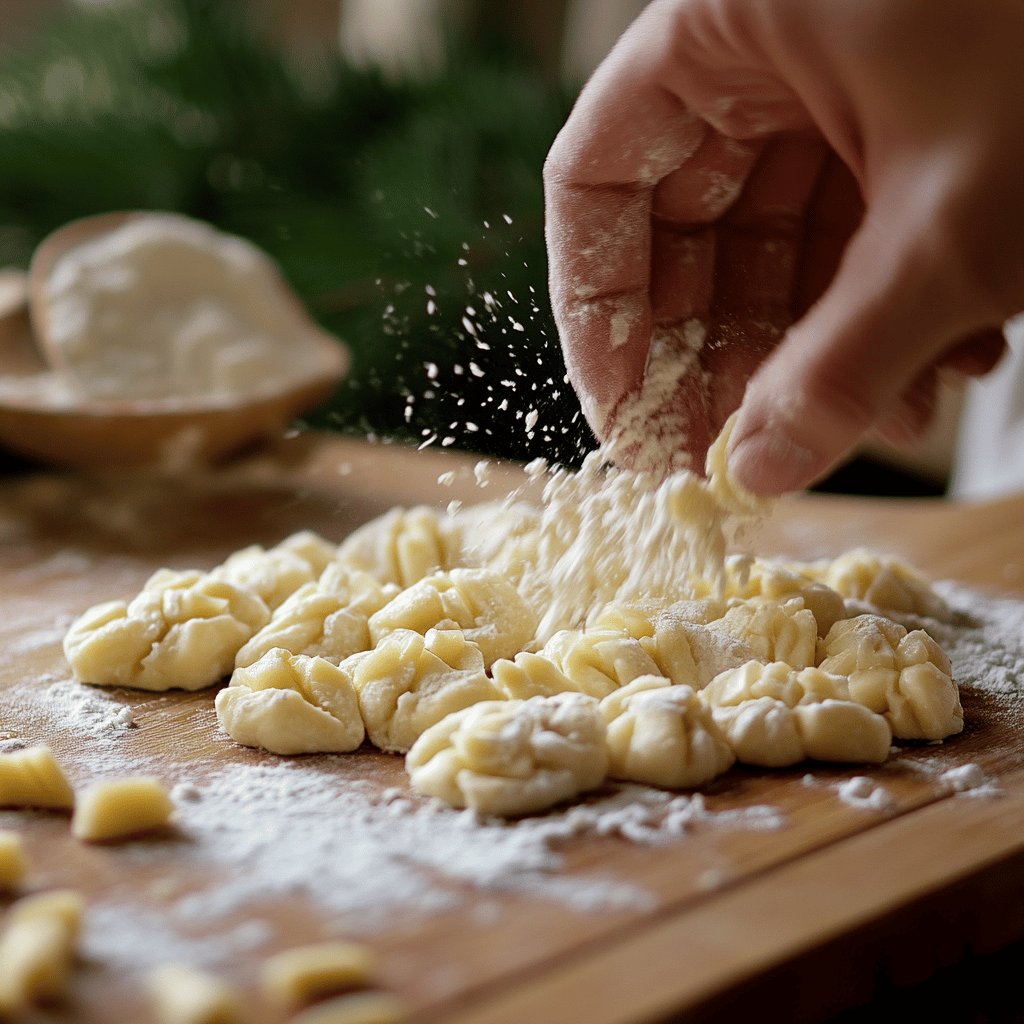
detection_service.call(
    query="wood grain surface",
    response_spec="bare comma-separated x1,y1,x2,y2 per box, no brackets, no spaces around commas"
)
2,433,1023,1024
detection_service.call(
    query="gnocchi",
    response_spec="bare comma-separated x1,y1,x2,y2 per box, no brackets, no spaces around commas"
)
600,676,735,788
147,964,243,1024
217,648,364,755
0,745,75,810
71,777,174,842
0,889,84,1014
347,628,499,753
406,692,608,816
367,568,536,668
64,569,269,691
262,941,375,1010
819,615,963,740
0,830,28,890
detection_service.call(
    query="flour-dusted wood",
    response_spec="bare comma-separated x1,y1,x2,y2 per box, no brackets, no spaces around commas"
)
1,434,1023,1023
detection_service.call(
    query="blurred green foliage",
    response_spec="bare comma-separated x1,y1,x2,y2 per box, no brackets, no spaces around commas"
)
0,0,591,463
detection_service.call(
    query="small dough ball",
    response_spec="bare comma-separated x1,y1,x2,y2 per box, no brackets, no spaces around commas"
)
541,628,662,698
289,992,407,1024
711,599,818,669
704,662,892,767
65,569,270,691
704,412,771,517
213,531,336,611
644,611,760,689
71,777,174,842
0,745,75,810
600,676,734,788
0,831,28,891
335,506,456,588
262,941,375,1011
147,964,243,1024
0,889,84,1014
813,549,950,619
367,568,537,668
217,649,364,755
719,558,846,638
236,569,394,669
819,615,963,740
348,628,499,753
406,692,608,816
491,652,577,700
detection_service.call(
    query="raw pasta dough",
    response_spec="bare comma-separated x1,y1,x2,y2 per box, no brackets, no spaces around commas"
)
217,648,364,755
71,777,174,842
405,692,608,816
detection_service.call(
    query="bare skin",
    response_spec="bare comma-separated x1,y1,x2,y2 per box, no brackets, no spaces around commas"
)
545,0,1024,493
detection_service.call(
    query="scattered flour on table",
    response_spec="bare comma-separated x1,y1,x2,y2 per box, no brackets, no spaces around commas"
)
836,776,894,811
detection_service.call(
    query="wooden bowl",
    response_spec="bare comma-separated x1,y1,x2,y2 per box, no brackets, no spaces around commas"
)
0,214,348,470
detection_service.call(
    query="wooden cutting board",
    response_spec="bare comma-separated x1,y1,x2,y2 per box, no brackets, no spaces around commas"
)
2,433,1024,1024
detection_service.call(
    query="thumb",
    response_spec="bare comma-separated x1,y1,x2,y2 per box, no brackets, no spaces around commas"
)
726,199,996,495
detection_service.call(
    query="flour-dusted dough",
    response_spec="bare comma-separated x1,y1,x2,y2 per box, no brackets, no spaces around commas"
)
347,628,499,753
147,964,243,1024
702,661,892,766
262,941,375,1011
712,557,847,638
600,676,734,788
65,568,270,691
368,567,536,668
451,499,541,585
0,889,84,1014
0,745,75,810
406,692,608,816
0,830,28,890
541,628,663,698
213,530,336,611
806,549,950,620
334,506,456,588
217,648,364,755
236,568,396,669
490,651,577,700
819,614,963,740
710,598,818,669
71,777,174,842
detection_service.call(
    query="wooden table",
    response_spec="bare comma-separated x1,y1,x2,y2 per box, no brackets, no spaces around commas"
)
2,434,1024,1024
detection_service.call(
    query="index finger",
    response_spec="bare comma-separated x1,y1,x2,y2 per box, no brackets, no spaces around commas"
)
544,6,706,438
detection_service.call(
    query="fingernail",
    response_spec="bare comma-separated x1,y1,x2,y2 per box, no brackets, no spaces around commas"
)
728,426,822,496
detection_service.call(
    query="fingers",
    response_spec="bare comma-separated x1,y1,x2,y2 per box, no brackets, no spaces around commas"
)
544,3,707,438
726,195,1004,495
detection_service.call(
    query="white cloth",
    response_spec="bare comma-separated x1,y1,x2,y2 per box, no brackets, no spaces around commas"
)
951,316,1024,498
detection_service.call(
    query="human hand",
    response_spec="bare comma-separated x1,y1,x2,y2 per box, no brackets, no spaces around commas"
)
545,0,1024,492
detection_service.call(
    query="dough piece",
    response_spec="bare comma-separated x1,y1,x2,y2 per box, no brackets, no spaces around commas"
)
491,652,577,700
711,599,818,669
289,992,407,1024
217,649,364,755
262,941,375,1011
645,614,760,689
716,557,846,638
235,569,395,669
0,830,28,890
704,412,772,517
703,662,892,767
71,777,174,842
335,506,456,589
348,628,499,753
64,569,270,691
819,615,963,740
367,568,536,668
213,531,333,611
600,676,735,788
0,745,75,810
147,964,243,1024
812,549,950,619
541,628,662,698
406,692,608,817
0,889,84,1014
